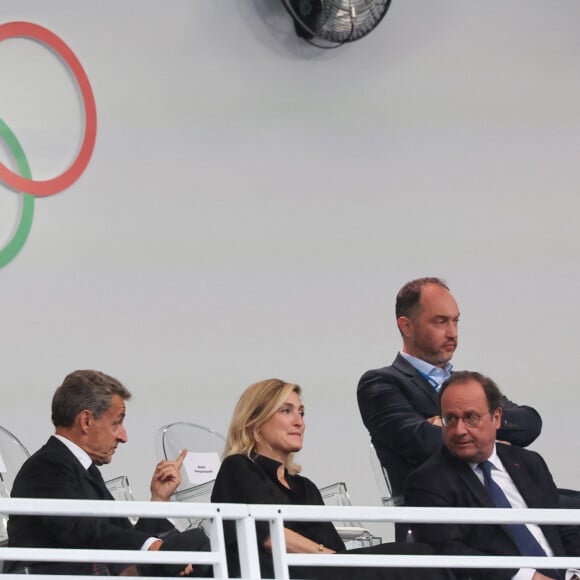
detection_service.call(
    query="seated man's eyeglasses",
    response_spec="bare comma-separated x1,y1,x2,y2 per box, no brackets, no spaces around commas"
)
441,412,486,429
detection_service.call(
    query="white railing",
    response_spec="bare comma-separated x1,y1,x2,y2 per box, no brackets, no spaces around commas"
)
2,498,580,579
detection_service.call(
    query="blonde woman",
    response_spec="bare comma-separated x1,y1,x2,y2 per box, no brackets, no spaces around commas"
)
211,379,453,580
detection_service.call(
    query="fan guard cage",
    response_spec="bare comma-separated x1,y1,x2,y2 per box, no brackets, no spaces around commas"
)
283,0,393,45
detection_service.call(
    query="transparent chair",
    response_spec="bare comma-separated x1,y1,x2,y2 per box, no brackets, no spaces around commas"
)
0,425,31,546
105,475,137,524
170,480,216,532
0,425,31,495
155,422,225,493
155,422,226,531
369,442,403,506
0,477,9,546
319,481,381,549
370,442,412,542
105,475,135,502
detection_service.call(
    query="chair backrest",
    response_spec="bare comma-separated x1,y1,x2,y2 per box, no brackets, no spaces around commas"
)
0,426,30,545
319,481,351,507
370,444,414,542
174,480,215,503
105,475,137,525
320,481,372,529
155,422,225,493
0,425,31,495
370,442,403,506
0,477,9,545
171,480,216,532
105,475,135,502
318,481,361,529
154,423,225,531
318,481,381,548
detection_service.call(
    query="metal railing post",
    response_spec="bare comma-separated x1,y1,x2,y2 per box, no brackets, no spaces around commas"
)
236,511,261,579
205,510,228,578
268,510,289,580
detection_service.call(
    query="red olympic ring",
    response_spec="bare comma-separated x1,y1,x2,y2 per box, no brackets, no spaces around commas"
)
0,21,97,197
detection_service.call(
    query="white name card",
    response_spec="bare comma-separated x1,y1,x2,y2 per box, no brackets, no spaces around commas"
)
183,452,221,486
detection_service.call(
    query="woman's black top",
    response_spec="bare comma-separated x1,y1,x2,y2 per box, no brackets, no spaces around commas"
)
211,453,343,576
211,453,453,580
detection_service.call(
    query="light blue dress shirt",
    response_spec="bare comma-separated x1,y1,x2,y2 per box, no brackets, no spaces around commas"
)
399,351,452,391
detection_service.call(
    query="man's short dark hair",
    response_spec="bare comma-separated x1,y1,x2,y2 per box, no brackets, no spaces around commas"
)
395,277,449,319
51,370,132,427
439,370,502,413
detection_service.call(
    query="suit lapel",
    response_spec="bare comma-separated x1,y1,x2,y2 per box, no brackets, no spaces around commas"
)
498,446,525,492
495,444,566,555
393,354,439,406
48,436,113,500
497,445,542,508
444,449,493,507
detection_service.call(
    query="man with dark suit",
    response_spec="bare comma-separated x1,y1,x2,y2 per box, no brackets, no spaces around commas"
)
7,369,202,576
357,277,542,501
405,371,580,580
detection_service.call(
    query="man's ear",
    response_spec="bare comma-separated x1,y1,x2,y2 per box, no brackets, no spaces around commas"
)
77,409,92,434
397,316,412,338
492,407,503,429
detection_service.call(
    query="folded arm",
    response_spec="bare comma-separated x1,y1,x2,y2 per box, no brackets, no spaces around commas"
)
498,396,542,447
358,370,443,465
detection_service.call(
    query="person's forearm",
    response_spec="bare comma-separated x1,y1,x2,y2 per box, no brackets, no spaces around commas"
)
263,528,335,554
499,399,542,447
284,528,336,554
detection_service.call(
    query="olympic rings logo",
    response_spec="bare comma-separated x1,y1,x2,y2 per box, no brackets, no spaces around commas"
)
0,21,97,269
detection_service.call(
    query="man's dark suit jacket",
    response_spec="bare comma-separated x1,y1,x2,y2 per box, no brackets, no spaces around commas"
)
7,436,174,575
357,354,543,498
405,443,580,580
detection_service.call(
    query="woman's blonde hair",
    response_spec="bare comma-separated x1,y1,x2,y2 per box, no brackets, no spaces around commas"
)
223,378,302,475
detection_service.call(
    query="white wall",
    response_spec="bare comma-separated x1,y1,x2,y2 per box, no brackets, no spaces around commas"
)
2,0,580,540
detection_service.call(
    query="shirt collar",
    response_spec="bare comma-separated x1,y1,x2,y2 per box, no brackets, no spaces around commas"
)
469,444,504,473
255,454,290,482
53,434,93,470
400,351,453,381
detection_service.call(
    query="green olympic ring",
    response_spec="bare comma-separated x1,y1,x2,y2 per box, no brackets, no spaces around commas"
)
0,118,34,269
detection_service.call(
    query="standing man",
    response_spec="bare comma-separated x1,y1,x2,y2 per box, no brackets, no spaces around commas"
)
7,369,204,576
405,371,580,580
357,277,542,502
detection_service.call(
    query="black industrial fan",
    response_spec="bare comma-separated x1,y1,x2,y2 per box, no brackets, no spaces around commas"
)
282,0,392,46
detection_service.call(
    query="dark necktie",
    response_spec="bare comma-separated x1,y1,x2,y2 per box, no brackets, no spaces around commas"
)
88,463,114,500
479,461,563,580
87,464,112,575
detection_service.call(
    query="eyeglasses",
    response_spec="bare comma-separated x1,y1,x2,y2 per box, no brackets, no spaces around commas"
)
441,412,485,429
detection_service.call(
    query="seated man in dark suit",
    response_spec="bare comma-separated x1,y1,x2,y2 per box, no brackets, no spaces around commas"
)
357,278,542,502
405,371,580,580
7,369,206,576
